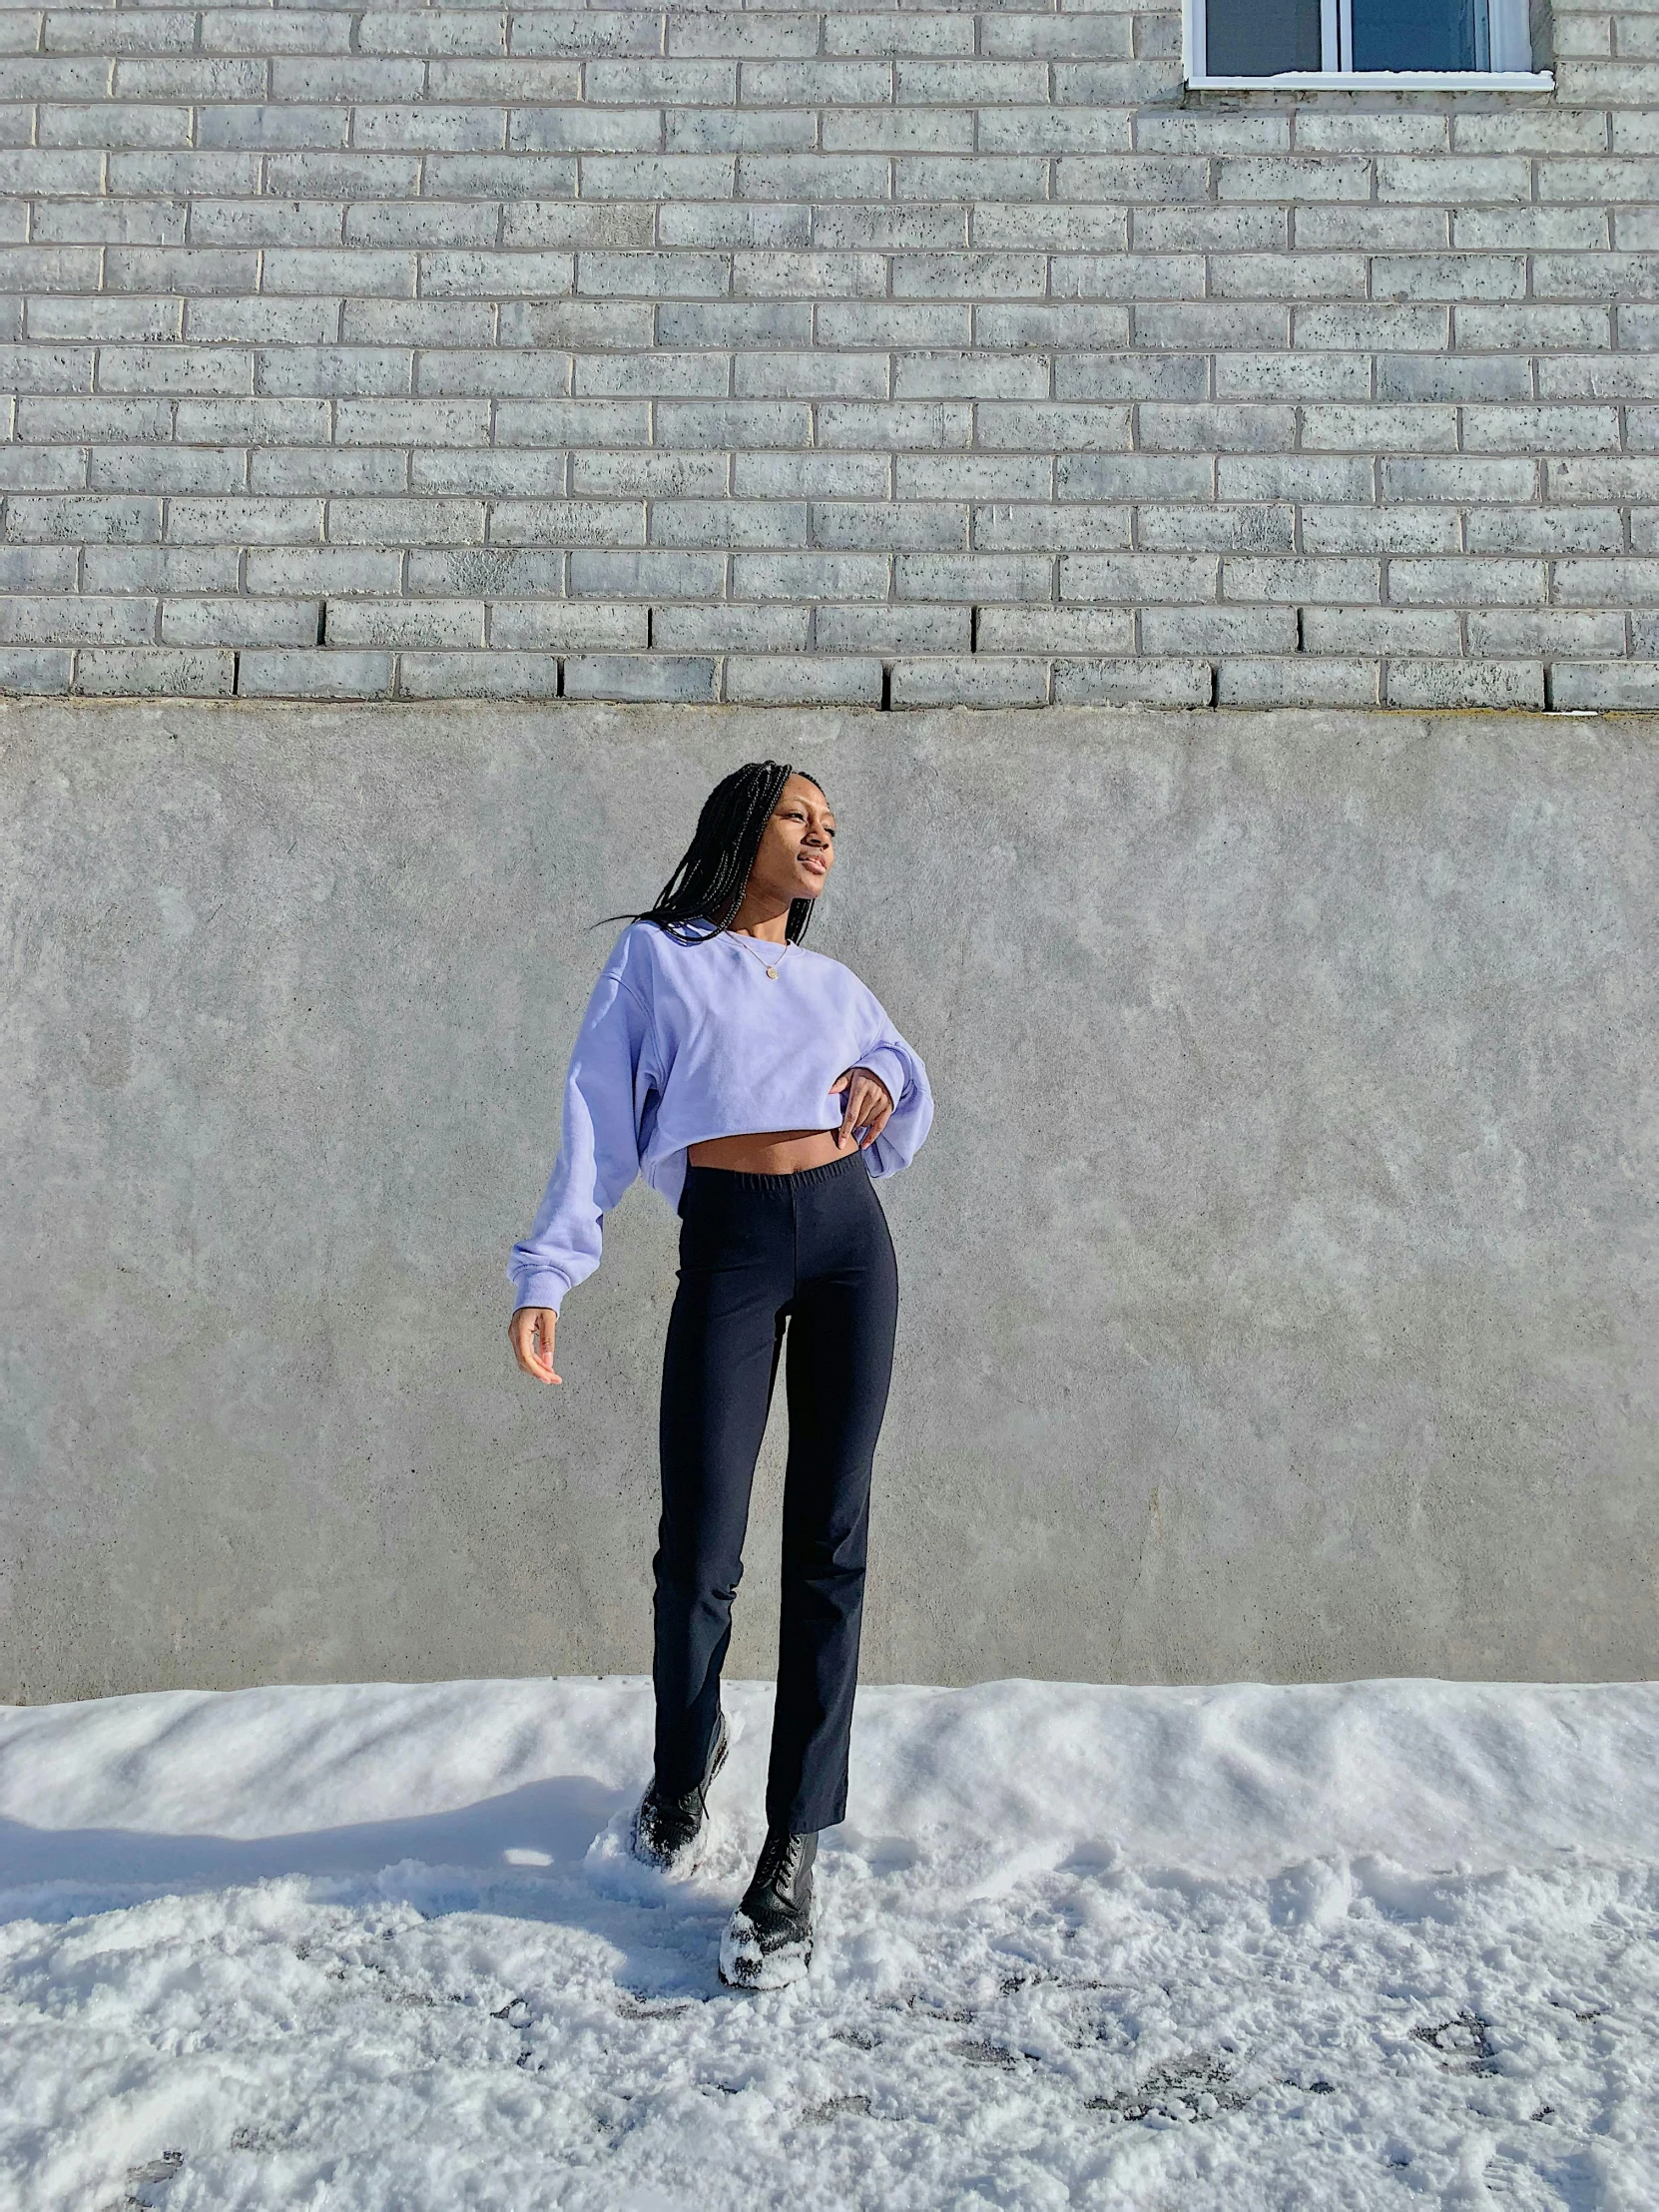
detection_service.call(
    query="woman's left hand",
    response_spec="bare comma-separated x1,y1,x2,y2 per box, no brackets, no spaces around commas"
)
830,1066,894,1152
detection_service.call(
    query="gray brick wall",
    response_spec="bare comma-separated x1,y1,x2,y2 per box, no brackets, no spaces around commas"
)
1,2,1655,709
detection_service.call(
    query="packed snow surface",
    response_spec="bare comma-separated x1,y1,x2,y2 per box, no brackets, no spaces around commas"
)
1,1675,1656,2210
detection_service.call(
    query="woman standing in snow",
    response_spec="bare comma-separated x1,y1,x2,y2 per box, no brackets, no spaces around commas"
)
507,762,933,1989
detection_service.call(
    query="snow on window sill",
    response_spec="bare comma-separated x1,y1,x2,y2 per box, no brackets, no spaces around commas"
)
1185,69,1555,90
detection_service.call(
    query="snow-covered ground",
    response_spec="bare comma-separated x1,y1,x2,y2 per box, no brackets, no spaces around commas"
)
1,1676,1656,2211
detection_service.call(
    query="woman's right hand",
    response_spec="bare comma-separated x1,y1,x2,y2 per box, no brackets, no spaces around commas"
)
509,1306,561,1385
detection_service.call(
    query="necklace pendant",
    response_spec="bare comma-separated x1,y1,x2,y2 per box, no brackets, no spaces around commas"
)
766,964,778,979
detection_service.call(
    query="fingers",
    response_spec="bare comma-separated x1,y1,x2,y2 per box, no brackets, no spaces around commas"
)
510,1307,561,1385
830,1068,893,1151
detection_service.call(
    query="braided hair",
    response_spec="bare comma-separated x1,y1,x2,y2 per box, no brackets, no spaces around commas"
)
621,760,825,945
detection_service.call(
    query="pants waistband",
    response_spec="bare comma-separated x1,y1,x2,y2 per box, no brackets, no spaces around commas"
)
681,1148,867,1200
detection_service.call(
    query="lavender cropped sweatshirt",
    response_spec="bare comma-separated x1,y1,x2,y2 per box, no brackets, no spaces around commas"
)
508,920,934,1316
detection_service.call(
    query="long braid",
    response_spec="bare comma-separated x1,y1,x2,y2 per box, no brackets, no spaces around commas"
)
608,761,823,945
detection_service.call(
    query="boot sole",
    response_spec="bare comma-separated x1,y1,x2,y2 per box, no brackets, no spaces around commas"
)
719,1909,814,1990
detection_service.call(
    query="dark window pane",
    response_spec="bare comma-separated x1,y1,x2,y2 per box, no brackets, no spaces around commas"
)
1206,0,1322,74
1353,0,1485,69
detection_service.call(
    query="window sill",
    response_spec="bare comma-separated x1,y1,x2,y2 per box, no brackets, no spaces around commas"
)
1186,69,1554,90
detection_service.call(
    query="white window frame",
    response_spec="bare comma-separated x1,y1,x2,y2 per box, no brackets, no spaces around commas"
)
1184,0,1552,88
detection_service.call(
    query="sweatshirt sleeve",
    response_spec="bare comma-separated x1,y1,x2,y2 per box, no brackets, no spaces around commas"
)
508,946,653,1315
853,1013,933,1181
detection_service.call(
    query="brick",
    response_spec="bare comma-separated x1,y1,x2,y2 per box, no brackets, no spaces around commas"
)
1138,403,1296,451
167,498,321,543
174,398,330,444
1469,609,1627,653
363,11,510,57
244,548,403,595
0,594,156,644
1054,657,1211,706
726,654,883,704
661,207,813,250
576,252,727,298
650,500,805,547
1294,208,1450,250
353,106,509,153
979,404,1133,451
1379,457,1539,501
974,303,1133,348
1296,304,1450,349
1302,405,1459,453
1469,507,1624,552
1134,304,1290,349
492,499,645,546
510,15,660,60
238,649,393,698
0,647,73,691
40,104,193,149
503,205,658,251
161,598,322,647
900,454,1052,499
92,447,248,494
828,107,982,154
1219,158,1373,202
0,445,88,490
731,551,888,600
334,399,491,445
333,498,487,544
1302,507,1461,554
1215,657,1380,707
1223,556,1381,602
1062,552,1216,601
74,646,234,696
573,451,730,497
0,342,93,392
1376,355,1531,402
5,493,160,543
0,545,80,590
562,653,720,702
569,549,726,597
1137,504,1294,552
201,108,349,153
1052,254,1206,300
1301,607,1462,653
651,604,807,651
1385,660,1544,709
1056,157,1210,202
657,399,811,447
739,350,889,398
574,351,727,396
398,651,563,699
816,604,968,653
734,252,886,297
84,546,238,594
99,345,252,396
889,657,1048,708
895,552,1051,600
31,297,183,342
261,347,413,397
1554,558,1659,602
486,602,649,649
1465,404,1621,451
1059,454,1213,500
1550,663,1659,709
1215,353,1372,400
976,606,1134,651
190,299,342,344
813,500,964,549
324,599,486,648
735,452,890,498
1054,353,1207,400
415,452,571,494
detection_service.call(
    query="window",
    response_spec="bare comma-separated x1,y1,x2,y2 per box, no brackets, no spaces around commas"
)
1186,0,1551,85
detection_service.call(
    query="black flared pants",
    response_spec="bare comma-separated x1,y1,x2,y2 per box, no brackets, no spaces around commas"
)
653,1148,899,1835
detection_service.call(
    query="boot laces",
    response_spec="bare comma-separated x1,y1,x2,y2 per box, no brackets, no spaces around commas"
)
754,1827,802,1895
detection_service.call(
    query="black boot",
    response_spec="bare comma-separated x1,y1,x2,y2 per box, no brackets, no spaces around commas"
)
630,1711,729,1875
719,1825,818,1989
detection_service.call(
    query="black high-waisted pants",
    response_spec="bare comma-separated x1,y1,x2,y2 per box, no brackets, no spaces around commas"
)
654,1148,899,1836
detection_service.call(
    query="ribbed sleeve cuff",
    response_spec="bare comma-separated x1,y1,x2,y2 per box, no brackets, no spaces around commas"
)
857,1046,907,1109
510,1271,571,1317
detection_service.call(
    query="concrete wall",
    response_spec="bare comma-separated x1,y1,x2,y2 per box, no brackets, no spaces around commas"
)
2,4,1659,714
2,696,1655,1701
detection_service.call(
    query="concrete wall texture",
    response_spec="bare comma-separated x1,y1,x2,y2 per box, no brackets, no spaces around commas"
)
2,697,1655,1702
3,2,1659,713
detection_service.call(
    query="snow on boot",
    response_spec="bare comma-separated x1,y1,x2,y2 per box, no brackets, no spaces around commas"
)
630,1712,729,1877
719,1826,818,1989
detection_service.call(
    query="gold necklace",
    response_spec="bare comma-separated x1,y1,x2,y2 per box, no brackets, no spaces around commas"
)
732,931,790,981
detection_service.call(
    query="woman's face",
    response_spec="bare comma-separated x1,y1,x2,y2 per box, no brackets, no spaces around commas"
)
748,774,835,906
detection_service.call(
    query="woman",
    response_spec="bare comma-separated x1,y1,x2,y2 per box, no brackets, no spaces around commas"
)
508,761,932,1989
